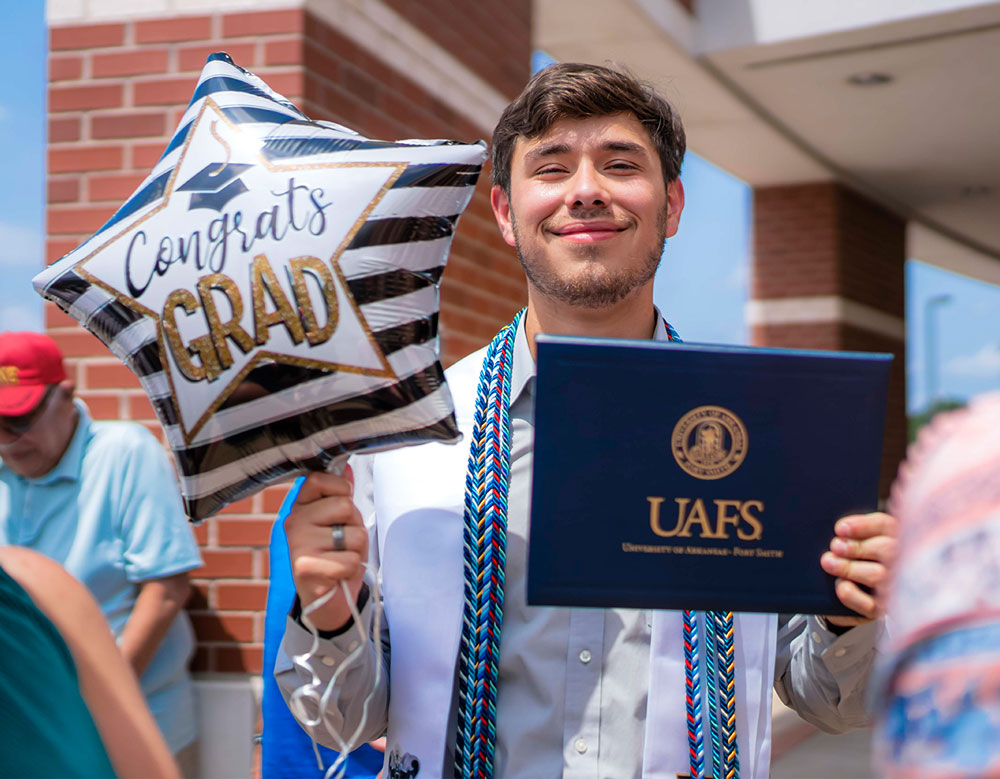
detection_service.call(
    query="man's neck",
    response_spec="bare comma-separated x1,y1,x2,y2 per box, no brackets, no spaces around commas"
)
522,287,658,360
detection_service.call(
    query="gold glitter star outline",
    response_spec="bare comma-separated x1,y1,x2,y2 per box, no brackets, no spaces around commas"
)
74,97,406,444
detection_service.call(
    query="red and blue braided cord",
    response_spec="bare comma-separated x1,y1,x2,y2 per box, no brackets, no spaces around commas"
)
456,312,733,779
684,609,706,778
456,311,521,779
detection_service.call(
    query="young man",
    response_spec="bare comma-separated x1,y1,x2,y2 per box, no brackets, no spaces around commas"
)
0,331,203,771
276,63,896,778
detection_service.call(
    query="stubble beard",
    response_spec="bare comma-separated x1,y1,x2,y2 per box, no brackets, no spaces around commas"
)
512,208,668,309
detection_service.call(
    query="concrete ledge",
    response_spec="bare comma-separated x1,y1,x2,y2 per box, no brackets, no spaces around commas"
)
192,673,261,779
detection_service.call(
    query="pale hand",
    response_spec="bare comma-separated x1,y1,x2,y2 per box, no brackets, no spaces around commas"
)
285,468,368,632
820,511,899,628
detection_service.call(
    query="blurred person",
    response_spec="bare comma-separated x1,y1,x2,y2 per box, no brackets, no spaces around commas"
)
0,544,179,778
273,64,897,778
875,392,1000,777
0,331,203,772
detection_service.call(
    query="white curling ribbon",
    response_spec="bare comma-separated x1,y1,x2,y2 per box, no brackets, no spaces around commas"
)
289,458,386,779
291,563,386,779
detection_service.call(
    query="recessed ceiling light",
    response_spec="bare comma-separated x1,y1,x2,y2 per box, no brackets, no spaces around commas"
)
847,72,893,86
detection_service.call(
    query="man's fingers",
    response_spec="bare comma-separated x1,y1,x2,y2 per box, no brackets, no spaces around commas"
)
833,578,879,620
834,511,898,541
829,534,898,564
821,552,888,589
294,471,354,505
293,552,366,603
289,494,364,530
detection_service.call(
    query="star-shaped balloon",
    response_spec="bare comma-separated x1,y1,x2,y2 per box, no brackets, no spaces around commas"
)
34,53,486,520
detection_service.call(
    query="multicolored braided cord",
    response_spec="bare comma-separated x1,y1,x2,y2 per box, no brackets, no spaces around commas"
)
715,610,741,779
455,310,522,779
684,609,705,778
456,312,734,779
705,611,722,779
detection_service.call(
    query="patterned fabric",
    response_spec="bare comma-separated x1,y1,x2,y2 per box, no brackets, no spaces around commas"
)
876,392,1000,776
32,52,485,520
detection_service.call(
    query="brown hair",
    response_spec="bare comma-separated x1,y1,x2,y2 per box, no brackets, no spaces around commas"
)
491,62,686,193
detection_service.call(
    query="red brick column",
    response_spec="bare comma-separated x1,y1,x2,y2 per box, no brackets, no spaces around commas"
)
45,5,530,675
750,182,906,498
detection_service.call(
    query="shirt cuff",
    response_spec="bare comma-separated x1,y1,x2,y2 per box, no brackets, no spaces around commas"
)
288,582,371,639
809,615,883,671
282,591,375,666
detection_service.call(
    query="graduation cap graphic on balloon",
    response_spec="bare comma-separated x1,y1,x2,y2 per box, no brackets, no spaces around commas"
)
34,53,486,520
176,161,253,212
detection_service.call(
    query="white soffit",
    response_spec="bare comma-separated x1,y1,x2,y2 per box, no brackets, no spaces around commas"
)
909,223,1000,287
533,0,831,185
703,2,1000,268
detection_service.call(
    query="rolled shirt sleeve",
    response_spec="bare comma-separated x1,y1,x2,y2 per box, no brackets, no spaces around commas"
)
774,613,884,733
274,581,390,747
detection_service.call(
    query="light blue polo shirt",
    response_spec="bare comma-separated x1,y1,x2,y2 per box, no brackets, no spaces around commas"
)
0,400,203,752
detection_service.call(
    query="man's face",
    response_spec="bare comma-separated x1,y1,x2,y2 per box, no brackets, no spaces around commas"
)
0,383,78,479
491,113,684,308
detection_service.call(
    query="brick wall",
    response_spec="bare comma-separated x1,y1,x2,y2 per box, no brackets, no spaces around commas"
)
380,0,531,100
752,182,907,497
46,6,529,674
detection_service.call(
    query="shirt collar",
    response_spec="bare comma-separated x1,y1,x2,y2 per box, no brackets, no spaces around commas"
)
21,399,92,486
508,307,672,406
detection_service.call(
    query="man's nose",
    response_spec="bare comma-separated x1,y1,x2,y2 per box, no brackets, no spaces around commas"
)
564,163,608,209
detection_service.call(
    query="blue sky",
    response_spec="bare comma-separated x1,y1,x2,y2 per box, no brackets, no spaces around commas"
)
0,2,46,334
4,8,999,412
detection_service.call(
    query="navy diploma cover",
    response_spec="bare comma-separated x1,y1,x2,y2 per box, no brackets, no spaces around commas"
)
527,336,892,616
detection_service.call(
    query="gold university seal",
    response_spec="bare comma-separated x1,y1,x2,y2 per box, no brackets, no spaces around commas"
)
671,405,748,480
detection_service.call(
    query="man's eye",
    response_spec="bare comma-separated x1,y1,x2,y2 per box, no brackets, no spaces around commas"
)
608,162,638,171
536,167,565,176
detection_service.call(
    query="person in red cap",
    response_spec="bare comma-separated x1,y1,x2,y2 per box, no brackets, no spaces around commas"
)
0,331,203,774
0,331,75,478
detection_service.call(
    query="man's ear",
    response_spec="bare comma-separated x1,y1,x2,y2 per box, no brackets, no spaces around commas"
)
665,178,685,239
490,185,517,248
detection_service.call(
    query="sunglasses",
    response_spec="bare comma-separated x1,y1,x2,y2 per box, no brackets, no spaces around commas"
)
0,385,58,437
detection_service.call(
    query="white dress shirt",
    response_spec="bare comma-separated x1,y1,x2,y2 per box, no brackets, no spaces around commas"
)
277,316,883,777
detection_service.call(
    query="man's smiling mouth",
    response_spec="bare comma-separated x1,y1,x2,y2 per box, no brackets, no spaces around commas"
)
551,221,627,242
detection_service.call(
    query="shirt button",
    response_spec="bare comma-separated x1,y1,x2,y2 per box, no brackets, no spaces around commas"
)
321,656,336,667
811,631,822,642
834,648,847,658
574,738,588,754
348,640,360,651
579,649,592,664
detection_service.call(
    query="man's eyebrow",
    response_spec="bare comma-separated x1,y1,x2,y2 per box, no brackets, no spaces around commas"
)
602,140,648,155
522,142,571,163
522,139,650,163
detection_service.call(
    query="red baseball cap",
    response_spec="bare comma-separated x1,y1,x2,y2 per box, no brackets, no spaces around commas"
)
0,332,67,416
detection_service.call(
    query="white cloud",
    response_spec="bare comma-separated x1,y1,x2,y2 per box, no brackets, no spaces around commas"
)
945,344,1000,378
0,219,43,269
